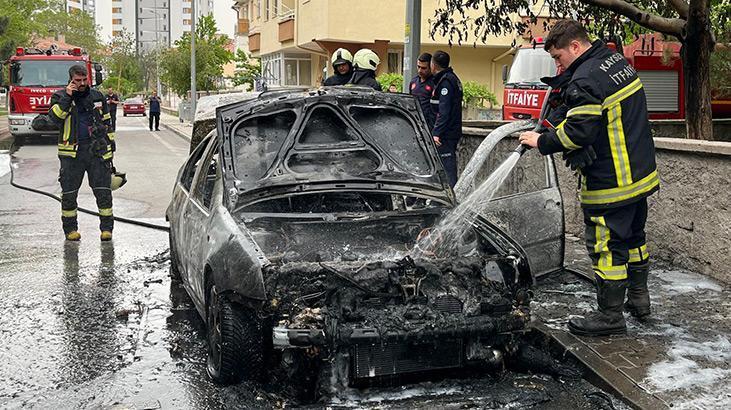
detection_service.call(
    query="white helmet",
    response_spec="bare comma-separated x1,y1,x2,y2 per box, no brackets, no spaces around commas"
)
111,171,127,191
331,48,353,67
353,48,380,71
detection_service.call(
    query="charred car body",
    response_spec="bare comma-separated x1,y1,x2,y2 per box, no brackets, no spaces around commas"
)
166,88,564,397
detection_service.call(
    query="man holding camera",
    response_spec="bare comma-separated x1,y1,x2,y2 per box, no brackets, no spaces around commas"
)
48,65,117,241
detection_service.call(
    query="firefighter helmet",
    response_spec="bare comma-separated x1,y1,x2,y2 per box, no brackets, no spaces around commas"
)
331,48,353,67
353,49,380,71
111,171,127,191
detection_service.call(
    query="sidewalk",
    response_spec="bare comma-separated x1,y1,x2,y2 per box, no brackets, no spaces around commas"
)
159,110,192,142
535,238,731,408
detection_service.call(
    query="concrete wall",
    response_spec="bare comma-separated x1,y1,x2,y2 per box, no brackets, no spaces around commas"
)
461,128,731,284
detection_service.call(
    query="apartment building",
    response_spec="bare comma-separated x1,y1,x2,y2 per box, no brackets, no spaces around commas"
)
231,0,547,104
96,0,213,52
67,0,96,18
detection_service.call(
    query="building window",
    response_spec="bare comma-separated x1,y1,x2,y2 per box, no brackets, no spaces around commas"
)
272,0,278,17
183,7,191,13
261,53,282,86
257,0,261,19
183,19,192,25
112,30,122,37
284,56,312,86
388,49,402,74
112,18,122,25
112,7,122,13
265,0,269,21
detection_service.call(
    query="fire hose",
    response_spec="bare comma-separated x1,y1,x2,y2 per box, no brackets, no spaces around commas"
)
7,157,170,232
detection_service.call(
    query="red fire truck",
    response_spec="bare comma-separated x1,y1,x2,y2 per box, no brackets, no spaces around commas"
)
1,45,103,139
502,34,731,121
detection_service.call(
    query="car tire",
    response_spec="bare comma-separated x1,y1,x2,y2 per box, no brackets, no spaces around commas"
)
206,284,263,384
169,231,181,280
124,113,127,116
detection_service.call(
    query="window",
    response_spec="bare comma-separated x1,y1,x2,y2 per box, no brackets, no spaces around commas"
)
183,19,192,25
112,7,122,13
180,136,210,191
257,0,261,19
261,53,282,86
272,0,278,17
112,18,122,25
112,30,122,37
183,7,191,13
264,0,269,21
387,49,403,74
284,56,311,86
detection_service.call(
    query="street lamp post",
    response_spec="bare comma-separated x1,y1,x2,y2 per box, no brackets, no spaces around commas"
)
191,0,197,116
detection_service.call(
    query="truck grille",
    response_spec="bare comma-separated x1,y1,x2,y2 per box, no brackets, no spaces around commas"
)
351,339,463,380
32,104,50,114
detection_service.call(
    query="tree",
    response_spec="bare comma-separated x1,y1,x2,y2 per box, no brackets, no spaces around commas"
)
160,14,233,97
232,49,260,90
103,30,142,92
431,0,729,140
33,0,103,58
0,0,46,60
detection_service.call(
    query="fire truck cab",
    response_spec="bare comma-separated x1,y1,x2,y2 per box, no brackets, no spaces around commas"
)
1,46,103,139
501,34,730,121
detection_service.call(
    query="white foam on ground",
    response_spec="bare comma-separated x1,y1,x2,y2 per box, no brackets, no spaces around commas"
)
646,333,731,404
656,269,723,295
0,151,10,178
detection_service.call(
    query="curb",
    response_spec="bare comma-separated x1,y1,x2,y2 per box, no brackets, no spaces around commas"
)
161,122,192,143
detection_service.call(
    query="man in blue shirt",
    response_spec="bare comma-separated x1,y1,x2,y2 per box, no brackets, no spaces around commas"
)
148,91,161,131
429,50,463,187
408,53,436,131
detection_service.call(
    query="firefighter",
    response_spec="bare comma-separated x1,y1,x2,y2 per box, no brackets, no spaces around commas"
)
408,52,437,131
429,50,463,187
48,65,116,242
519,20,658,336
323,48,353,86
348,48,382,91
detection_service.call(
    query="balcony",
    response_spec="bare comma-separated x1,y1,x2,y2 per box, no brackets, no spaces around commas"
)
278,18,294,42
249,32,261,52
237,18,250,35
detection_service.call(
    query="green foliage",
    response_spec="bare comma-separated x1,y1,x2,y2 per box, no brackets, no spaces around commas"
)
0,0,46,60
711,47,731,99
160,14,233,97
462,81,498,108
102,76,137,99
232,49,261,90
103,30,142,90
376,72,404,92
33,0,102,59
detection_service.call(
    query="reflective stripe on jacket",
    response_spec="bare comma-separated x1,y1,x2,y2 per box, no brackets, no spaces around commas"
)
537,41,658,209
48,89,115,160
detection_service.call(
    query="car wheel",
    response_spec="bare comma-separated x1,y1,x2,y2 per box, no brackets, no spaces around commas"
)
169,231,180,280
123,113,127,116
206,284,263,384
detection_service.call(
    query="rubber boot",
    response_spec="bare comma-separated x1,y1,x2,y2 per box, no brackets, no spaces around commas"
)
65,231,81,241
625,261,651,318
100,231,113,242
568,275,627,336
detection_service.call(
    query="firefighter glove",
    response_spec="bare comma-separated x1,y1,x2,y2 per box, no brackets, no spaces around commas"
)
563,146,597,171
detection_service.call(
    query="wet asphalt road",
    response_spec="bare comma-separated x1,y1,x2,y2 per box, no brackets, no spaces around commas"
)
0,115,624,409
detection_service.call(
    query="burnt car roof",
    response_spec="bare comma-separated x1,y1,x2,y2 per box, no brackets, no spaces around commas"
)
215,87,455,208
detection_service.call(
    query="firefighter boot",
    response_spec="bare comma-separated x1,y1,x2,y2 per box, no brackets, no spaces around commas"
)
65,231,81,241
625,261,651,318
100,231,113,242
568,275,627,336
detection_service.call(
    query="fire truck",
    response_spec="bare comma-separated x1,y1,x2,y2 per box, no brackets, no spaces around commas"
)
502,34,731,121
1,45,103,139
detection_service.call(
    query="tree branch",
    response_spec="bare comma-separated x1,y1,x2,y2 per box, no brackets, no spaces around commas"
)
667,0,689,20
579,0,686,37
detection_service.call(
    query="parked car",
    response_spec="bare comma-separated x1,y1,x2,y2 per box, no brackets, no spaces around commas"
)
123,98,146,116
166,88,564,399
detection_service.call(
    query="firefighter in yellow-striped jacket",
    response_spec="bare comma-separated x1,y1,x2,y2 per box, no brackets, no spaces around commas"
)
48,64,116,242
519,20,658,337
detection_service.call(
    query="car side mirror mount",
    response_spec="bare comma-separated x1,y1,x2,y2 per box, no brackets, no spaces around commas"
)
502,65,509,84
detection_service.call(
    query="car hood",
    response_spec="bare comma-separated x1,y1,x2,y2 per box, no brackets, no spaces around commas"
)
216,88,455,208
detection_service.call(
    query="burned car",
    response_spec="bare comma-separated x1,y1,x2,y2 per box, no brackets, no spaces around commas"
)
166,88,564,398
